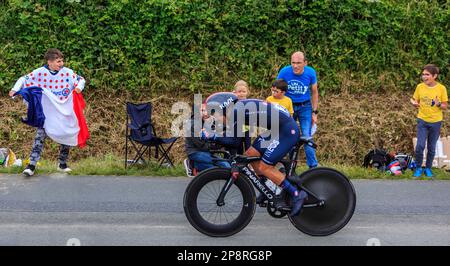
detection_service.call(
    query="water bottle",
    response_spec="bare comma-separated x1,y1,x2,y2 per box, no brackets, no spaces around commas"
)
311,124,317,136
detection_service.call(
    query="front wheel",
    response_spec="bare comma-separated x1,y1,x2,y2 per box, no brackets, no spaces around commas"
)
183,167,256,237
288,167,356,236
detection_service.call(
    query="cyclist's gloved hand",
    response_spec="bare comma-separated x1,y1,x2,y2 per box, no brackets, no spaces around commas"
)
200,129,216,141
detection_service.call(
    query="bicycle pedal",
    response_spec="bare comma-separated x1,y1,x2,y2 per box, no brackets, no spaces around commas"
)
258,202,268,208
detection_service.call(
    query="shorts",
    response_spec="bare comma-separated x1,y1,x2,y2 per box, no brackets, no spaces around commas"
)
251,121,300,165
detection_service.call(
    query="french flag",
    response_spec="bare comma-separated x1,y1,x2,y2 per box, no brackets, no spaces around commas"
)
14,86,90,148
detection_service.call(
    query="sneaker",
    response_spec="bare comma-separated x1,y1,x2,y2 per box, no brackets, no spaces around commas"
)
57,163,72,173
22,164,35,177
424,168,433,178
183,159,194,178
290,190,308,217
413,168,423,178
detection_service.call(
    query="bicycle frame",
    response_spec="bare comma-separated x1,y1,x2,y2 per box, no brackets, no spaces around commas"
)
184,138,355,237
216,138,324,209
216,158,276,206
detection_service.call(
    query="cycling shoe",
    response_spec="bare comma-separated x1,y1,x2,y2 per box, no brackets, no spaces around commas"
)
290,190,308,217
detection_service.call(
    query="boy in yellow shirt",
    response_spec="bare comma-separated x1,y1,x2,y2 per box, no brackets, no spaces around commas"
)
266,79,294,116
410,64,448,178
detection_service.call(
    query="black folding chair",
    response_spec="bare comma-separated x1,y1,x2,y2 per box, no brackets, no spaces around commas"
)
125,102,178,168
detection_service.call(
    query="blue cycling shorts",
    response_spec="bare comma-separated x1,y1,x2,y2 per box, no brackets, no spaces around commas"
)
251,121,300,165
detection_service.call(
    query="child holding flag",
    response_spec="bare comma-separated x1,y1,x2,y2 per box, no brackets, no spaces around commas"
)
9,48,89,177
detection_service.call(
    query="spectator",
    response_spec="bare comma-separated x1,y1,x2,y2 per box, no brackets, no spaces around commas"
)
8,48,86,177
410,64,448,178
266,79,294,116
232,80,251,154
277,51,319,168
233,80,250,100
184,104,231,177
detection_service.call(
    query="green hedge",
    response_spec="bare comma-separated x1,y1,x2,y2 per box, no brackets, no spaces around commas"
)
0,0,448,95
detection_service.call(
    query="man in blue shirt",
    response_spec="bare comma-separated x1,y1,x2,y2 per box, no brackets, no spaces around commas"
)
277,51,318,168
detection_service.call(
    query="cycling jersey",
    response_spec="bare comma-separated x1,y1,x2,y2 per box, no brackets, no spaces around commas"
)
213,99,300,165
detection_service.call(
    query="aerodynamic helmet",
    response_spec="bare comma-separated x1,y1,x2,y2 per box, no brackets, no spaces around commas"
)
203,92,239,116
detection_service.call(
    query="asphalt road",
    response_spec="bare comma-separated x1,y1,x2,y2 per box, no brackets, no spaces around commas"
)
0,173,449,246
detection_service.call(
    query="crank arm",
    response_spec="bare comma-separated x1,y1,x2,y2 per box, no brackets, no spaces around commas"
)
278,200,325,212
303,200,325,208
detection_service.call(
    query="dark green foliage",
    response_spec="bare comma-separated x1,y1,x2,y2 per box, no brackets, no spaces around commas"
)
0,0,448,95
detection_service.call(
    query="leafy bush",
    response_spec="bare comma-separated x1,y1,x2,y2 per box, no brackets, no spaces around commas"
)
0,0,448,95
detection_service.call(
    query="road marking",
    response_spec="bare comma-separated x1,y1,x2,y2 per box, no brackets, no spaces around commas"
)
0,224,189,229
66,238,81,246
366,238,381,246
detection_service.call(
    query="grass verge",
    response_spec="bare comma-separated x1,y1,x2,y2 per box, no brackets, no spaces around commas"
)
0,155,448,180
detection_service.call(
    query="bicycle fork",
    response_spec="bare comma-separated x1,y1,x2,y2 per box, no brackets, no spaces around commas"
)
216,165,239,206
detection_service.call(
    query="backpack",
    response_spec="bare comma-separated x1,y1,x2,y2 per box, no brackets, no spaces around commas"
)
363,149,394,171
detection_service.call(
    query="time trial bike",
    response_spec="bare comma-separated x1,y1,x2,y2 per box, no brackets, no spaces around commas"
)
183,138,356,237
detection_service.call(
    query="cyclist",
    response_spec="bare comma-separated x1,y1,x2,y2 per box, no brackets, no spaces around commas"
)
201,92,308,216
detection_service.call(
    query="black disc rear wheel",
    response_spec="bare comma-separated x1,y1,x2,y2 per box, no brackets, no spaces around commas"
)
288,167,356,236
